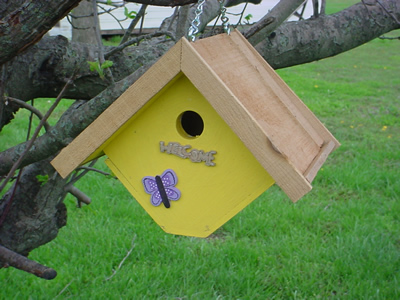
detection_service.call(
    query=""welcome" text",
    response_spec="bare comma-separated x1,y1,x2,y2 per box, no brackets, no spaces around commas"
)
159,141,217,166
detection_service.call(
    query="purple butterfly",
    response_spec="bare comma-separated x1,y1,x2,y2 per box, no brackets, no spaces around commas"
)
142,169,181,208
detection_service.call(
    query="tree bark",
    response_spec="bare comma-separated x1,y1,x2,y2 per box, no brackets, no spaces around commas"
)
71,0,97,44
245,0,306,42
123,0,262,7
0,244,57,279
1,1,398,104
3,35,173,103
0,158,68,257
254,0,400,69
0,0,258,67
0,0,82,65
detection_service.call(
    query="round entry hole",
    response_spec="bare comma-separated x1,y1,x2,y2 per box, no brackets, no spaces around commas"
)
178,111,204,138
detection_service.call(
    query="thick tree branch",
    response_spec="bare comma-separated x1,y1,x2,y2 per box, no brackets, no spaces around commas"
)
0,158,68,258
254,0,400,69
3,35,173,102
124,0,261,7
0,0,82,66
124,0,196,6
244,0,305,42
1,0,252,104
160,0,231,38
4,0,399,105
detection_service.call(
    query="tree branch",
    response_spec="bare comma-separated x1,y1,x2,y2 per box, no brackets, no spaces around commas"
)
124,0,196,6
0,157,68,256
123,0,261,7
120,4,149,44
254,0,400,69
376,0,400,24
65,184,91,205
92,0,114,83
0,244,57,280
379,35,400,40
175,5,191,40
6,97,51,132
76,166,114,177
0,79,72,193
105,31,176,58
0,0,82,66
244,0,305,42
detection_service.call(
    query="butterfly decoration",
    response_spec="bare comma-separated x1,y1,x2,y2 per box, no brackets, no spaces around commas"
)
142,169,181,208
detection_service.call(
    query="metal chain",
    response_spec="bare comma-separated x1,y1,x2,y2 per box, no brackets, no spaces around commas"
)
219,0,231,35
188,0,206,42
188,0,231,42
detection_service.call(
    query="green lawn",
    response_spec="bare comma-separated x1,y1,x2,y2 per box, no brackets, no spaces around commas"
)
1,3,399,299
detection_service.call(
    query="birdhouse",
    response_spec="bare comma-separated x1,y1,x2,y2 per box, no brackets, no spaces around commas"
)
51,30,339,238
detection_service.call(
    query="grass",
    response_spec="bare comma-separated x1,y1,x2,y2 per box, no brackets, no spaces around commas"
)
1,4,399,300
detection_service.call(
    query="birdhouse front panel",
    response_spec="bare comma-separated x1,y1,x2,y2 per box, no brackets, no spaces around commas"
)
102,73,275,237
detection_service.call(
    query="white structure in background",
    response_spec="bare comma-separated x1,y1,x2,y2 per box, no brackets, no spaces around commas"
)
49,1,313,39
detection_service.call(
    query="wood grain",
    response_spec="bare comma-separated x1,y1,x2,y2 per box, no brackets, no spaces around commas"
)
181,37,312,201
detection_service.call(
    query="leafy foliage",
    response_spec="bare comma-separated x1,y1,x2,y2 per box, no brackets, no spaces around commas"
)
36,174,49,186
87,60,114,80
124,7,137,19
244,13,253,24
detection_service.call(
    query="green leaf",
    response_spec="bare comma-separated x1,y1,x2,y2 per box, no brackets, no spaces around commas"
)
101,60,113,69
88,60,105,80
36,174,49,186
124,7,137,19
245,14,253,21
88,60,100,73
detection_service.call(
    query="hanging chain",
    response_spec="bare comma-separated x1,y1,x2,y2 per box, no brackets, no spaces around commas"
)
188,0,205,42
219,0,231,35
188,0,231,42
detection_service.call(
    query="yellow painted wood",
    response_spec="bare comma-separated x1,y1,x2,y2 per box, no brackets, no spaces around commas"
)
103,74,275,237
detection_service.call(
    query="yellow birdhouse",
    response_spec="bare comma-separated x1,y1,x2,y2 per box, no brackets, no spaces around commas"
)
51,30,339,238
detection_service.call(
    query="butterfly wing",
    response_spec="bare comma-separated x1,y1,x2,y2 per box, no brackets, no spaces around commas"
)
150,191,163,206
143,176,163,206
142,176,158,194
165,187,181,201
160,169,178,188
